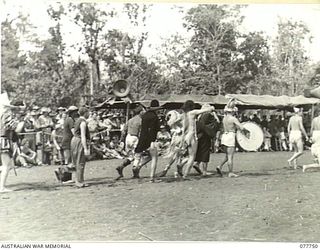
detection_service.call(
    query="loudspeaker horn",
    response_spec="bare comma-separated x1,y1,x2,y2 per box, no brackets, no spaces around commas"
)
113,79,131,98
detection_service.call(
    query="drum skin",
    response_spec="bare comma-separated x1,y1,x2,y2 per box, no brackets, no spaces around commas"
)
236,122,264,151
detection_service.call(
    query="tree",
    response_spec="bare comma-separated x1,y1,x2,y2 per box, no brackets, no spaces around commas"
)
99,3,164,98
235,31,271,94
271,18,312,96
1,16,27,95
160,4,246,95
68,3,115,96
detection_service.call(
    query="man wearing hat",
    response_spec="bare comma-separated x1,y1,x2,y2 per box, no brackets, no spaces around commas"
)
193,103,220,176
131,100,161,182
115,105,144,180
56,107,66,120
287,107,308,169
216,99,249,178
0,93,25,192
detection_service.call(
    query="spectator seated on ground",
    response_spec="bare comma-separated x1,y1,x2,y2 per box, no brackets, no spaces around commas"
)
101,137,124,160
90,136,109,160
15,138,40,167
156,125,171,155
109,135,127,158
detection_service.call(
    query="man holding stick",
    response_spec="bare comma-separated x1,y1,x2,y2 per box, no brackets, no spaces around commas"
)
0,93,25,193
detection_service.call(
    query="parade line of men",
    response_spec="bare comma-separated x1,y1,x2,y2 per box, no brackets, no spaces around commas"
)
1,96,320,193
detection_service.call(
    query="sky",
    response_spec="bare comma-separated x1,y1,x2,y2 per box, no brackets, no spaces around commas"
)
1,0,320,63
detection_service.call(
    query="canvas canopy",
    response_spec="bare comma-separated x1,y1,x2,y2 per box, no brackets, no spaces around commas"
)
227,94,320,109
95,93,320,110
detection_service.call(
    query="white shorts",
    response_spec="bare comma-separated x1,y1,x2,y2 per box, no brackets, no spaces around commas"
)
311,144,320,159
221,132,236,147
125,134,139,153
311,131,320,159
289,131,302,144
280,132,286,140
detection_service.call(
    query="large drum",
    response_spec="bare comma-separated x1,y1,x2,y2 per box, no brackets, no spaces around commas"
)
236,122,264,152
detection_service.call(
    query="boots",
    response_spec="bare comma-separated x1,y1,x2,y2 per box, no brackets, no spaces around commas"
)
132,167,140,179
115,159,132,180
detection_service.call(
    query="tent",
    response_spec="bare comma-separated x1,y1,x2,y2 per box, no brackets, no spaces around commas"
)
227,94,320,110
95,93,320,111
137,94,229,109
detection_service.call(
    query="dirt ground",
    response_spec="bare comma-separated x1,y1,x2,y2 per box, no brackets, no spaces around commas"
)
1,151,320,242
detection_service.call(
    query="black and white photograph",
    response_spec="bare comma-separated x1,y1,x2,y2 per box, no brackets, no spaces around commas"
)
1,0,320,246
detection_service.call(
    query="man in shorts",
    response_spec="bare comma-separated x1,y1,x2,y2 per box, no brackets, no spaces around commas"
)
0,93,25,192
115,105,144,180
132,100,161,182
287,107,308,169
303,109,320,172
216,101,249,178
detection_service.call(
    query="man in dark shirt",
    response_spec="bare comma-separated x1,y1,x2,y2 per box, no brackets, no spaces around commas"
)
132,100,161,182
194,105,220,176
61,106,78,165
261,115,269,129
269,115,279,151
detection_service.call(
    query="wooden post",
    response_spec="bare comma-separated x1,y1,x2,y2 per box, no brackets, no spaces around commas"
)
126,101,130,124
311,104,315,121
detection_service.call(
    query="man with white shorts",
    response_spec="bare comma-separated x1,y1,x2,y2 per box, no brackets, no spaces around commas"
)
115,105,144,180
216,101,249,178
303,110,320,172
287,107,308,169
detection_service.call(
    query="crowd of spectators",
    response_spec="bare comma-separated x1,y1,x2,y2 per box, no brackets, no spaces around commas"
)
8,105,312,168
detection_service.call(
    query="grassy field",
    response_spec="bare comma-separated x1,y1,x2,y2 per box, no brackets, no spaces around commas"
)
1,151,320,242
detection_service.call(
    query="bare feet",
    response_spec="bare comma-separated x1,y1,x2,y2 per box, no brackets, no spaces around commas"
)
302,165,307,173
287,159,293,168
228,172,239,178
0,188,13,193
202,172,214,177
182,176,191,181
62,180,75,184
75,183,89,188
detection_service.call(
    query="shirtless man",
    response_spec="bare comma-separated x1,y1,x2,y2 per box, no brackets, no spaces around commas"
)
180,100,215,179
216,104,248,178
302,110,320,172
287,107,308,169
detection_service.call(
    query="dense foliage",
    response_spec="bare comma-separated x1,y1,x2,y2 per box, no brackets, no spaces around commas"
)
1,3,319,107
